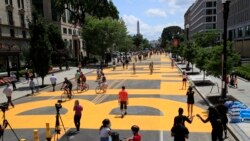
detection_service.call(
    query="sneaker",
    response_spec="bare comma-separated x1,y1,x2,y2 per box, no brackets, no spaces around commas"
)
124,112,127,115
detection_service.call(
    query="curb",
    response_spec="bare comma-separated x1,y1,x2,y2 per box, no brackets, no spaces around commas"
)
173,57,240,141
11,69,94,102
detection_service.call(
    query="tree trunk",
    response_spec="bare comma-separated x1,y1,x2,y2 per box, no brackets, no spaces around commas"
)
42,77,44,86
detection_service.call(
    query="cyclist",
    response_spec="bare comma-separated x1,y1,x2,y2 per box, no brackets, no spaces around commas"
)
80,71,87,90
75,70,81,89
61,77,73,98
100,73,107,93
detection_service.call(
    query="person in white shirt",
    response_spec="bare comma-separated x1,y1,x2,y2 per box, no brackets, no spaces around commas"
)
99,119,112,141
10,72,17,90
50,74,57,92
3,83,14,108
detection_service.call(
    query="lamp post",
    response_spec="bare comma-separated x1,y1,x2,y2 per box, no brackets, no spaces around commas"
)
221,0,231,99
186,24,190,41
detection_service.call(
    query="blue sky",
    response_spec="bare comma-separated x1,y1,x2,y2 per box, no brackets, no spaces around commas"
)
112,0,195,40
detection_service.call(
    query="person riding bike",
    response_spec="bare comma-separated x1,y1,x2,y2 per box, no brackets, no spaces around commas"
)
99,73,107,93
75,70,81,89
80,71,87,90
61,77,73,98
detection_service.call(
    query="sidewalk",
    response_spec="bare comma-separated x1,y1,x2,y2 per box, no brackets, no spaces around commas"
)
175,62,250,141
0,67,93,103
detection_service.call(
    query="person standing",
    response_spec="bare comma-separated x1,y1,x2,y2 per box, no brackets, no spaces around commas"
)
128,125,141,141
234,75,238,88
182,71,187,90
29,78,35,95
80,72,86,90
10,72,17,90
174,108,193,127
132,63,136,74
171,117,189,141
216,101,229,139
122,60,125,70
50,74,57,92
99,119,112,141
73,100,83,132
112,59,116,71
197,106,223,141
186,86,195,117
3,83,14,108
125,59,129,69
171,59,174,69
118,86,128,118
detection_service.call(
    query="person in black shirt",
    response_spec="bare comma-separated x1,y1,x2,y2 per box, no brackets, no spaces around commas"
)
174,108,193,127
171,116,189,141
197,106,223,141
216,101,229,138
186,86,195,117
61,77,73,98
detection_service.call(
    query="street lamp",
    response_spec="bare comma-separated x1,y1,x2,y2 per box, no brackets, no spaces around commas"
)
221,0,231,99
186,24,189,41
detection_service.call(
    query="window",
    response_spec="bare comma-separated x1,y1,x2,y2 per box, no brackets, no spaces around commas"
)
8,11,14,25
63,28,67,34
213,9,216,14
213,16,216,22
0,28,2,37
206,9,213,15
68,29,72,35
5,0,8,4
17,0,21,8
10,0,13,5
22,30,26,38
10,29,15,37
21,0,24,9
69,39,72,48
20,14,25,27
62,12,66,23
73,30,76,35
78,30,81,36
206,2,213,7
238,27,244,38
246,25,250,37
206,16,213,22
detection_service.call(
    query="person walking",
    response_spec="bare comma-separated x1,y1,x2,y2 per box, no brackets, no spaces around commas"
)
75,70,81,88
29,77,35,95
216,101,229,139
171,58,174,69
182,71,187,90
80,71,87,90
234,75,238,88
10,72,17,90
73,100,83,132
99,119,112,141
186,86,195,117
50,74,57,92
171,117,189,141
122,60,125,70
118,86,128,118
3,83,14,108
197,106,223,141
174,108,193,127
149,61,153,75
132,63,136,74
125,59,129,69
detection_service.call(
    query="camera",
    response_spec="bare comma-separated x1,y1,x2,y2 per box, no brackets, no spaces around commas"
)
55,100,62,112
0,103,8,112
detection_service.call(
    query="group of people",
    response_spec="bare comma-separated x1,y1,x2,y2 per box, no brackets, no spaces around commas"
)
226,74,238,88
96,68,108,93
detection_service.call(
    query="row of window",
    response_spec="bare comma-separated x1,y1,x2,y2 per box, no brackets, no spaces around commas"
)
62,27,81,36
0,28,26,39
229,25,250,39
7,10,25,27
5,0,25,9
206,1,216,8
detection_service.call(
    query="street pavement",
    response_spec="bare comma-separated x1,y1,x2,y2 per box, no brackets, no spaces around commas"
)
176,61,250,141
0,55,236,141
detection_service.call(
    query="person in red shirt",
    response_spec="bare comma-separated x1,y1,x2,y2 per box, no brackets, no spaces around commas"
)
128,125,141,141
118,86,128,118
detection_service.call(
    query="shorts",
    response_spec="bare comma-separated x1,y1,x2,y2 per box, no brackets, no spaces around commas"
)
52,83,56,87
77,79,80,84
183,78,187,82
120,101,127,110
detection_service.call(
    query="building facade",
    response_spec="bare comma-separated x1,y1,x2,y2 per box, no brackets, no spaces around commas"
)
217,0,250,58
184,0,217,39
32,0,86,61
0,0,32,75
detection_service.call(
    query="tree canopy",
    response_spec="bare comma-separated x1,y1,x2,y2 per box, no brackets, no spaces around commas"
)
54,0,119,25
160,26,184,48
192,30,219,48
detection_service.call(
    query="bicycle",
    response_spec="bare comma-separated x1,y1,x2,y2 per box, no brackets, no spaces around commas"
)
76,82,89,93
61,88,74,101
95,82,107,94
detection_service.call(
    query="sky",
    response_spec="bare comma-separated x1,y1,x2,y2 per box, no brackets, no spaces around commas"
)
112,0,196,41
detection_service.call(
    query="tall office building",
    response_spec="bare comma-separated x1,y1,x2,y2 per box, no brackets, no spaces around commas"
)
217,0,250,58
184,0,217,39
0,0,32,75
32,0,86,61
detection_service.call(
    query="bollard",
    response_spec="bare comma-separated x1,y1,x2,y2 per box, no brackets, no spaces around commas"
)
20,139,26,141
34,129,39,141
46,123,52,141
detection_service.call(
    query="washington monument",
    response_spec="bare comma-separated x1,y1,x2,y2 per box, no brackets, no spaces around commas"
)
137,21,140,34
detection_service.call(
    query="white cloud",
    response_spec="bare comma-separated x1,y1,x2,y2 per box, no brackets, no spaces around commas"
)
158,0,195,14
122,14,183,40
146,8,167,17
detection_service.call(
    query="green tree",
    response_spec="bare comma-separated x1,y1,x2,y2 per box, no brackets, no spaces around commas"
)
29,14,52,86
206,44,240,77
82,17,128,58
192,30,219,48
184,42,197,72
54,0,119,25
195,47,212,80
132,34,143,50
160,26,183,48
